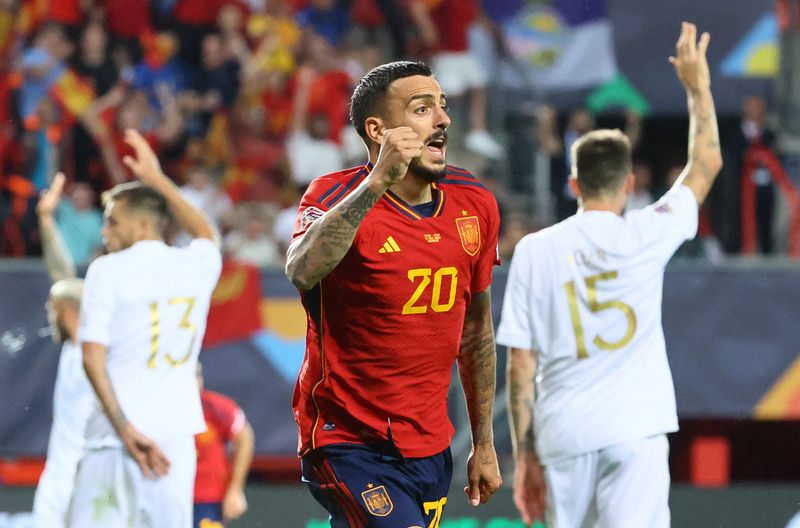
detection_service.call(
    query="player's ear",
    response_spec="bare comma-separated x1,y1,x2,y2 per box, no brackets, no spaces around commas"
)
624,173,635,194
568,176,581,199
364,116,384,146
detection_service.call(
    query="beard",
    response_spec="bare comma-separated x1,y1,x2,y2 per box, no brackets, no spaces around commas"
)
408,157,447,183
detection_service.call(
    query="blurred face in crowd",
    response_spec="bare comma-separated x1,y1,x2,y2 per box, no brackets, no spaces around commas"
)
81,23,108,59
186,167,212,191
743,95,766,125
632,162,652,193
217,4,243,34
377,75,450,183
569,108,594,134
202,34,224,69
308,113,330,140
71,183,95,211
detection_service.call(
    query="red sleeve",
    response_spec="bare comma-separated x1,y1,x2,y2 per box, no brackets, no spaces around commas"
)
292,177,335,240
471,193,501,293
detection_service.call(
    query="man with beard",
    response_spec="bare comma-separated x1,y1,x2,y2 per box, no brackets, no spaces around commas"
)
286,61,502,527
32,172,96,528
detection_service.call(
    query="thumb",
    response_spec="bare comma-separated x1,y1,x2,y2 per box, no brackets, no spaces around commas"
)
464,484,480,507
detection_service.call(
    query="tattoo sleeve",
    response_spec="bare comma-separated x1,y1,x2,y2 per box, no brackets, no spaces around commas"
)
38,214,76,282
285,180,382,290
457,289,497,445
506,346,537,458
675,88,722,204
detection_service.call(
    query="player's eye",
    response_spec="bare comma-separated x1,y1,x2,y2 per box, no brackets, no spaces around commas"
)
415,105,429,114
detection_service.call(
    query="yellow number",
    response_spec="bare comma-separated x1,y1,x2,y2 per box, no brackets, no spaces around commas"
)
147,297,198,369
563,271,637,360
423,497,447,528
402,268,432,314
431,267,458,312
401,267,459,314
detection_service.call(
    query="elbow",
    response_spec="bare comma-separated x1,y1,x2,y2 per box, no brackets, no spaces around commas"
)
710,154,723,175
285,257,314,291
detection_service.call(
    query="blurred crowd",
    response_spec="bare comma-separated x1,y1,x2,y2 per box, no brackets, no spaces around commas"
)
0,0,792,267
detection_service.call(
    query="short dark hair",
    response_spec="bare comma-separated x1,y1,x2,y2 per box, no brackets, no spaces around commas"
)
350,61,432,143
571,129,632,198
102,182,171,234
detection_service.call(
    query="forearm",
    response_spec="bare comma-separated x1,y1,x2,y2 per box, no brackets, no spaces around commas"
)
678,87,723,203
83,342,129,435
38,213,75,281
457,290,497,445
285,177,386,290
506,347,536,459
149,175,220,245
228,423,255,494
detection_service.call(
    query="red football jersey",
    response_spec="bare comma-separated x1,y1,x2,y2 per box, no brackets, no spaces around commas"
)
292,163,501,458
194,390,246,504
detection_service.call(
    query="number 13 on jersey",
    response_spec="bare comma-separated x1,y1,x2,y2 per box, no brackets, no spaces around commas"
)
563,271,637,360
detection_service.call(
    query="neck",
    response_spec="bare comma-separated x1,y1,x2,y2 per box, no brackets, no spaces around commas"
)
579,195,627,216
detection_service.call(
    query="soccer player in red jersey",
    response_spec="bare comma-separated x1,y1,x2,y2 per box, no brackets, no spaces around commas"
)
286,61,502,527
194,363,254,528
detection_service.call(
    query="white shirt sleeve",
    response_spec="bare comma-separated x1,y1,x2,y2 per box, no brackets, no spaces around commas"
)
185,238,223,275
496,237,538,351
636,184,699,260
78,257,117,346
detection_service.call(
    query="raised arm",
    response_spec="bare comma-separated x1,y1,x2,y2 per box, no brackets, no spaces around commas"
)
507,346,547,525
285,127,422,290
457,289,501,507
669,22,723,205
36,172,76,282
121,128,220,246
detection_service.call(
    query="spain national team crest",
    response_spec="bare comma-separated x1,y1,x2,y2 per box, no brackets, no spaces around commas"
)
455,216,481,256
361,484,393,516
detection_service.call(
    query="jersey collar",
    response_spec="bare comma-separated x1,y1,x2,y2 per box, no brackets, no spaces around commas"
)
365,162,446,220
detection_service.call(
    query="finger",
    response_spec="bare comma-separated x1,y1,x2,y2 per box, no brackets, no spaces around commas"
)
150,447,171,477
51,172,66,194
132,449,152,478
698,31,711,56
123,128,148,152
463,484,480,507
675,22,687,53
122,155,139,172
685,22,697,60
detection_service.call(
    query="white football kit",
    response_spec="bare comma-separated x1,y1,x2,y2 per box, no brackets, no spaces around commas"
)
497,185,698,528
71,238,221,528
32,340,95,528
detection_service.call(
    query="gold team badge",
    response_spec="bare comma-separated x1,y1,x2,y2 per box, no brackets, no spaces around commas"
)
361,484,393,516
455,216,481,256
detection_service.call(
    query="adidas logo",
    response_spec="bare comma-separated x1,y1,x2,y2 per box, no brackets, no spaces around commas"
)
378,236,401,253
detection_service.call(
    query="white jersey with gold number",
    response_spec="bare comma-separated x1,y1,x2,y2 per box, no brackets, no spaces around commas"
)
78,239,222,447
497,185,698,464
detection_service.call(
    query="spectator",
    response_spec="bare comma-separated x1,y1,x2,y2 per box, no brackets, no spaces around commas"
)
286,66,344,187
132,31,191,111
625,160,655,212
17,24,72,121
55,181,104,265
175,165,233,246
408,0,504,160
295,0,351,47
224,202,282,268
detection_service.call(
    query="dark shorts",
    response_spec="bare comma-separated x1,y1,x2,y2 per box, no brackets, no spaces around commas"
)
301,443,453,528
193,502,223,528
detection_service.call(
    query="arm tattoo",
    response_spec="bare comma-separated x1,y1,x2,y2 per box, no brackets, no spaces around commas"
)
286,182,381,289
507,355,536,455
458,290,497,445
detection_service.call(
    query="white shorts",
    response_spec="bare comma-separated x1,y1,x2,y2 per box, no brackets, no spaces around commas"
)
67,435,196,528
544,434,670,528
430,51,487,97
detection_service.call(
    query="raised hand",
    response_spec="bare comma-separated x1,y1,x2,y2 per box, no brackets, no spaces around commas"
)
669,22,711,94
37,172,66,217
121,128,166,187
371,126,424,190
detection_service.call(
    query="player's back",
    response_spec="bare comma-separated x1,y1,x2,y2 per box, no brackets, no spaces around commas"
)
80,238,222,445
499,185,697,462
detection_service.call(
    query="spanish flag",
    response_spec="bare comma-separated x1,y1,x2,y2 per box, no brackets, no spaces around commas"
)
50,69,95,120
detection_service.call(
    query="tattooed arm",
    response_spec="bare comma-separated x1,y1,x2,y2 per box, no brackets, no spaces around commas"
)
668,22,723,205
36,173,76,282
458,289,502,506
286,127,423,290
507,346,547,524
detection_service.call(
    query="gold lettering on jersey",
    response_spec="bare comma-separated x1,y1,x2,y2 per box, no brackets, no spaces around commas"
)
361,485,393,516
424,233,442,243
424,497,448,528
455,216,481,256
572,248,608,268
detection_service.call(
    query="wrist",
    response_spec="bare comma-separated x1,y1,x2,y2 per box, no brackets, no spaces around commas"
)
365,172,391,195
